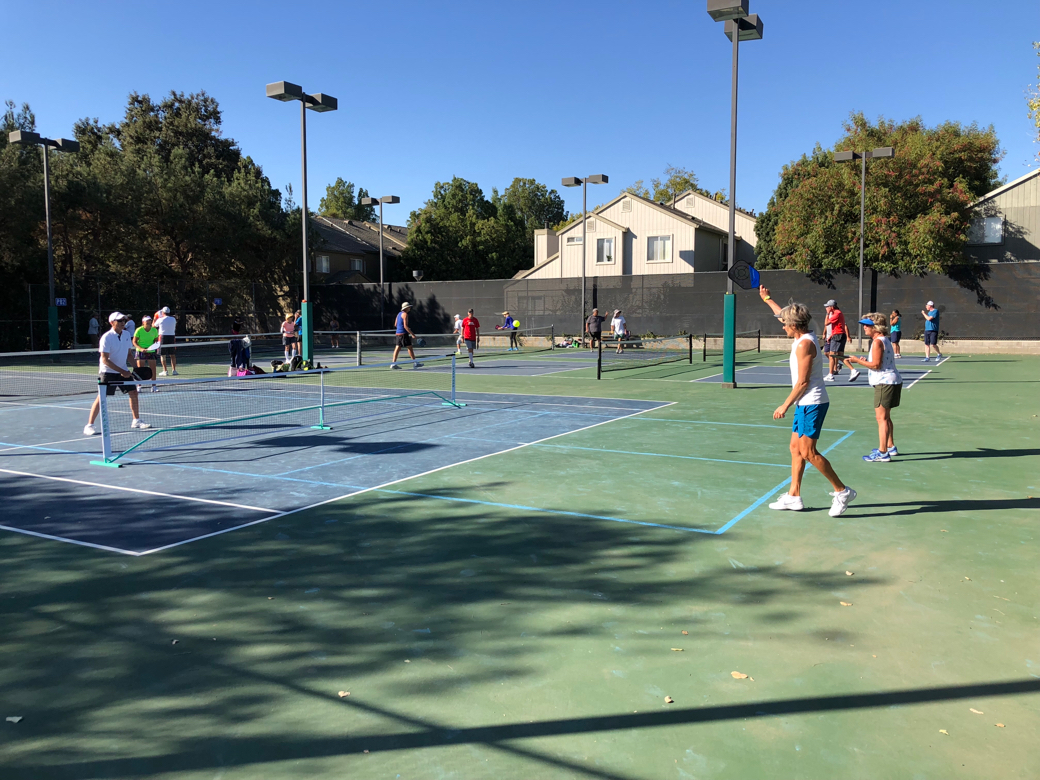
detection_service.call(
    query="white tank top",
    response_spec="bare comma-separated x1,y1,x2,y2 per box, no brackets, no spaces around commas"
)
790,331,829,406
868,335,902,386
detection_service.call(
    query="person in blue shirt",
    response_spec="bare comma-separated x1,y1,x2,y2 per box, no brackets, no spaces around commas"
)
921,301,942,362
292,309,302,359
391,302,423,369
497,310,519,351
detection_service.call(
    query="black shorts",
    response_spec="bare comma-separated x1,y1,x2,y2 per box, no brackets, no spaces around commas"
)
826,334,847,355
923,331,938,345
396,333,412,348
890,331,901,344
159,334,176,352
282,335,294,346
99,373,134,396
588,331,602,341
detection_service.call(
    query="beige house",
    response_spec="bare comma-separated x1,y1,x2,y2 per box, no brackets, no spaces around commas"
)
966,168,1040,263
517,190,756,280
310,216,409,283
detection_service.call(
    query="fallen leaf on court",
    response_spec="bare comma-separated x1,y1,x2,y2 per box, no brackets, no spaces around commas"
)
171,640,178,645
268,597,274,600
996,723,1005,728
840,602,853,607
969,708,983,714
404,660,410,663
940,529,948,533
731,671,748,679
846,571,854,576
338,691,350,698
682,630,689,635
872,654,877,658
939,729,949,735
964,577,971,581
671,648,684,652
6,716,23,723
664,696,674,704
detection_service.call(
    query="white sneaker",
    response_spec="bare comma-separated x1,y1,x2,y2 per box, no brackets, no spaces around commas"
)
848,369,861,382
769,493,804,511
824,373,835,381
83,424,98,436
131,419,151,430
158,370,168,377
828,486,857,517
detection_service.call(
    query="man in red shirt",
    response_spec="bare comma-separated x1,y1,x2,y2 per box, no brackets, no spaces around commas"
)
822,299,848,381
461,308,480,368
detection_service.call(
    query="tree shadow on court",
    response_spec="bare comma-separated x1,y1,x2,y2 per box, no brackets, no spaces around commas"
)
0,484,935,780
853,497,1040,516
901,448,1040,461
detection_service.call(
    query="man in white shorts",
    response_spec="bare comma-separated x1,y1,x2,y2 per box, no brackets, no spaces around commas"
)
83,313,150,435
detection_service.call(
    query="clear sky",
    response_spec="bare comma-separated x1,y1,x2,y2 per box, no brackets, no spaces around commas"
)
3,0,1038,223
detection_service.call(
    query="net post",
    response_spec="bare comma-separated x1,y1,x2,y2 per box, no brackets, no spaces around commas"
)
356,330,362,366
311,369,332,429
551,324,555,350
90,381,120,468
688,334,693,364
757,329,761,353
596,336,602,380
442,353,466,407
702,333,707,362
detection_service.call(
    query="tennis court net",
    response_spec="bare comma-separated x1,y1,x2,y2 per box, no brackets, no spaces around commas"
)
92,355,461,467
702,330,761,361
316,326,555,364
598,335,693,375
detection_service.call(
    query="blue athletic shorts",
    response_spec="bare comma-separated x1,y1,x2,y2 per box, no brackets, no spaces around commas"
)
793,402,829,440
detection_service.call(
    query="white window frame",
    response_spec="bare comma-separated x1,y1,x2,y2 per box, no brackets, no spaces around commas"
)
646,235,673,263
596,237,615,264
316,255,330,273
967,215,1004,246
350,258,363,272
566,236,583,244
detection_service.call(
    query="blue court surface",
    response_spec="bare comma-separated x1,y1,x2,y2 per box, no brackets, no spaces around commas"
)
0,389,666,556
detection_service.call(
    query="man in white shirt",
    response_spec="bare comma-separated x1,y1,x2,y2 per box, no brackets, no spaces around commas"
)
83,313,150,436
87,312,100,348
155,306,178,375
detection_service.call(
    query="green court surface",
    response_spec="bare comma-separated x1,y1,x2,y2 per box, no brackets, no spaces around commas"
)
1,352,1037,779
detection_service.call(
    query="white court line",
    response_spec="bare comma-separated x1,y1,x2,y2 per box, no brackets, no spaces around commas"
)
132,400,678,556
0,524,145,556
906,369,931,390
0,467,274,512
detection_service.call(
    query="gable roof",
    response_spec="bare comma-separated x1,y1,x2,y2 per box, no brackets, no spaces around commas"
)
555,211,629,237
673,189,758,220
588,191,728,236
513,251,559,279
972,168,1040,206
312,216,409,256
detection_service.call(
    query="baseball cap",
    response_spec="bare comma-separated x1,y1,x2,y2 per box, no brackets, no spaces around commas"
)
162,306,171,314
108,312,128,322
824,299,837,308
926,300,934,306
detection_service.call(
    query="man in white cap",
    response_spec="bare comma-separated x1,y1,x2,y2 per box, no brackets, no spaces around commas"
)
391,301,423,369
155,306,178,375
83,313,150,436
920,300,942,362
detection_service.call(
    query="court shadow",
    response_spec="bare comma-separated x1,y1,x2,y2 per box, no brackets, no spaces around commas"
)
902,448,1040,461
853,497,1040,516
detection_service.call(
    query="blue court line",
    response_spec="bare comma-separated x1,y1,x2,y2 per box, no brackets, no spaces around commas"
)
635,418,854,434
714,430,857,535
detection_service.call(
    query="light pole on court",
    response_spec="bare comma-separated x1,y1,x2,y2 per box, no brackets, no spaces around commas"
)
561,174,608,340
706,0,763,388
834,146,895,350
266,81,338,363
9,130,79,351
360,195,400,329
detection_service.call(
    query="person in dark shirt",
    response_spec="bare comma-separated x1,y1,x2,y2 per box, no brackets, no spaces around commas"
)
497,311,519,350
585,308,605,351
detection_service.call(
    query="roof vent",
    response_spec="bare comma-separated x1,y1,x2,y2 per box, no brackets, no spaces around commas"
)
622,199,632,212
587,219,596,232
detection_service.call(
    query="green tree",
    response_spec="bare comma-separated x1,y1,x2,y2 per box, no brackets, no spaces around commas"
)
498,178,567,238
625,165,718,205
754,113,1002,279
318,178,375,221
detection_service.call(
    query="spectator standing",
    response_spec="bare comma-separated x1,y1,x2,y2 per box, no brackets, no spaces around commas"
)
83,313,150,435
452,314,464,355
155,306,178,375
822,299,848,381
461,308,480,368
585,308,605,352
280,314,295,364
87,312,100,348
328,316,340,349
889,310,902,358
610,309,627,354
132,315,160,392
845,313,903,462
921,301,942,362
391,302,423,369
498,311,519,351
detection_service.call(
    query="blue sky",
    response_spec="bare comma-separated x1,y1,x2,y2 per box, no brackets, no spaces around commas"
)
4,0,1038,223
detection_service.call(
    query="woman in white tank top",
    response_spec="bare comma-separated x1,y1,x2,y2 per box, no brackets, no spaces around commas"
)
844,313,903,462
758,286,856,517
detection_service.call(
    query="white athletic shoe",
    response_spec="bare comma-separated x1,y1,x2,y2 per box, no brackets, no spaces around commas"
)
769,493,804,511
828,486,857,517
824,373,835,381
848,369,861,382
158,370,168,377
131,419,151,430
83,424,98,436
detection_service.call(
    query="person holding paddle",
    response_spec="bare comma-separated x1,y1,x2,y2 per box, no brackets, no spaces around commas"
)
132,315,160,392
83,312,150,436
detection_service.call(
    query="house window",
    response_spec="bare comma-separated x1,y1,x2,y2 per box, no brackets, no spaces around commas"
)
566,236,583,244
316,255,330,273
350,258,363,272
967,215,1004,245
596,237,615,264
647,235,672,263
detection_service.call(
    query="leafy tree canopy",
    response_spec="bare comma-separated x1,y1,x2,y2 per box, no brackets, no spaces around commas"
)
754,112,1002,278
318,178,375,222
496,177,567,239
625,165,726,205
1029,42,1040,162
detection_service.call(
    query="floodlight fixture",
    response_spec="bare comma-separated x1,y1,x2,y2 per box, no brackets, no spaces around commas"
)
8,130,42,145
725,14,763,41
413,270,424,282
561,177,581,187
359,197,378,206
380,195,400,204
706,0,748,22
871,146,895,158
265,81,305,102
834,150,858,162
307,93,338,112
587,174,609,185
52,138,79,153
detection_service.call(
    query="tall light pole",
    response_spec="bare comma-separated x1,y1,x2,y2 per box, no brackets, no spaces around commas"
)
266,81,338,363
561,174,608,338
706,1,763,388
360,195,400,329
9,130,79,351
834,146,895,350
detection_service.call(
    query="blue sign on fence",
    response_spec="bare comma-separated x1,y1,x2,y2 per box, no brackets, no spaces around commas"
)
55,298,68,307
213,298,223,306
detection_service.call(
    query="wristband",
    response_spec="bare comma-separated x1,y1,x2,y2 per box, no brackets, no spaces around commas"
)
763,296,771,301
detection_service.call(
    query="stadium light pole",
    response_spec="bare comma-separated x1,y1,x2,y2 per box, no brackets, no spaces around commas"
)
561,174,608,340
266,81,337,363
834,146,895,350
360,195,400,329
9,131,79,351
706,1,763,388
